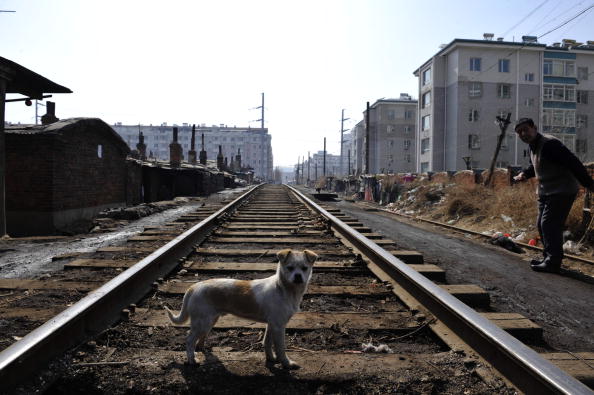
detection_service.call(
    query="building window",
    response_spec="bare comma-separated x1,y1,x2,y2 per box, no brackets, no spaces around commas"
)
404,140,411,150
468,109,479,122
405,110,414,119
577,114,588,128
497,84,511,99
469,82,482,97
578,67,589,80
577,90,589,104
470,57,481,71
404,125,412,133
468,134,480,149
524,98,535,107
524,72,534,81
576,139,588,153
422,115,431,131
386,125,395,133
543,108,576,127
422,68,431,86
421,138,430,153
544,59,575,77
421,162,429,173
543,85,553,100
387,110,395,120
498,59,510,73
545,84,576,102
422,91,431,108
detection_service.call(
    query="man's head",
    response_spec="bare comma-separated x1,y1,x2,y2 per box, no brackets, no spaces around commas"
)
515,118,538,144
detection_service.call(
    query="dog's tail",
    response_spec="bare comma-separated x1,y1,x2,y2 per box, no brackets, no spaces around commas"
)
165,286,194,324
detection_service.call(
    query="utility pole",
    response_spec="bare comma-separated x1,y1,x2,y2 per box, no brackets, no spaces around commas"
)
323,137,326,176
340,109,350,177
307,151,310,184
256,92,265,129
35,100,45,125
365,101,370,175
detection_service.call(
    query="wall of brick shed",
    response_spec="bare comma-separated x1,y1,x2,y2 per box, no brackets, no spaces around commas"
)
51,127,128,211
5,133,55,211
126,160,143,206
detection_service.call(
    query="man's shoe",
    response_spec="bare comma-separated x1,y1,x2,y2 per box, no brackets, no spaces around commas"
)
530,260,561,273
530,258,542,266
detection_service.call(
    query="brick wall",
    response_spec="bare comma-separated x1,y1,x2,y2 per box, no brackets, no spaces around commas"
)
51,120,129,210
5,134,55,211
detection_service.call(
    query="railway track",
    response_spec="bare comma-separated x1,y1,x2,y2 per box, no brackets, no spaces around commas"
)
0,184,593,393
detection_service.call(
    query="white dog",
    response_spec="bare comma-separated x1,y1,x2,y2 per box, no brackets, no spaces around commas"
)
165,249,318,369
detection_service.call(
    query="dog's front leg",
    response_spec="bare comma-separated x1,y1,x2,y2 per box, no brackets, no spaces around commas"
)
263,325,276,365
270,324,299,370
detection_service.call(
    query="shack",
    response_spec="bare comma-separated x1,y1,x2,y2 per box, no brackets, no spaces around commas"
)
5,118,130,235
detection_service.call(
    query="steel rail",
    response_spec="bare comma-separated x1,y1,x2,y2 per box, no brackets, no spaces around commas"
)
0,184,262,392
288,185,592,395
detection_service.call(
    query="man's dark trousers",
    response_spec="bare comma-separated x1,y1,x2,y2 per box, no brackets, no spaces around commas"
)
537,194,576,265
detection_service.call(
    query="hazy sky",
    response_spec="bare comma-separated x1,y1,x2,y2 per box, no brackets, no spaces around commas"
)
2,0,594,166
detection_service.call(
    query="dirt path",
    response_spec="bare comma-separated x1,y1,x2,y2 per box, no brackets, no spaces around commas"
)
0,187,249,279
332,199,594,353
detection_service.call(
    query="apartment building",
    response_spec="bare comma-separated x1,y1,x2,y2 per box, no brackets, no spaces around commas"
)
112,123,273,180
350,94,417,175
414,35,594,172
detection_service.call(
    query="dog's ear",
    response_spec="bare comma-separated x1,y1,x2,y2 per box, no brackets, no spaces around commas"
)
303,250,318,264
277,249,292,264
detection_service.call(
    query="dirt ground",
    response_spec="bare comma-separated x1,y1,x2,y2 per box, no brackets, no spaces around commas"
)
0,188,248,279
332,198,594,353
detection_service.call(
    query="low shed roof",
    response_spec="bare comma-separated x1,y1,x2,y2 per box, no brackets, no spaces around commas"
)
1,56,72,98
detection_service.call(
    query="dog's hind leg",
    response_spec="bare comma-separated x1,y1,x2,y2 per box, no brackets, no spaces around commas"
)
186,315,219,364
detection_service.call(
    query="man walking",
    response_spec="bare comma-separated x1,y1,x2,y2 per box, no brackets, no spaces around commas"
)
513,118,594,273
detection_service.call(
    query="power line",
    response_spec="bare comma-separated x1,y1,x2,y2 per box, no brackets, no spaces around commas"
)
528,0,579,35
500,0,551,38
538,3,594,39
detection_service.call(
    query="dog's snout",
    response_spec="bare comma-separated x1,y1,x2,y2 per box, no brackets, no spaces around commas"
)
293,274,304,284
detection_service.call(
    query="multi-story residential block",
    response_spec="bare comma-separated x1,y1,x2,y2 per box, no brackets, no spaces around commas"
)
112,123,273,180
350,94,417,175
305,150,341,180
414,35,594,172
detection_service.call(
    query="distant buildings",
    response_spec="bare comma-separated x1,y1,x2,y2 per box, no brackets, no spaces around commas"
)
352,94,417,175
414,35,594,172
112,123,273,180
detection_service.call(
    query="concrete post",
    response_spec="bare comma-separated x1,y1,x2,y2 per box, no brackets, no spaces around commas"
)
199,133,207,165
136,131,147,160
217,145,224,170
169,127,182,167
41,101,59,125
188,124,197,164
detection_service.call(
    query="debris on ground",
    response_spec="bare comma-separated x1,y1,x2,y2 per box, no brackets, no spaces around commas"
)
488,235,524,254
361,342,393,353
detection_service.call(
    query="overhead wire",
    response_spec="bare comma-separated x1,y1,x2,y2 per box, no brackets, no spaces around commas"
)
538,3,594,39
500,0,551,38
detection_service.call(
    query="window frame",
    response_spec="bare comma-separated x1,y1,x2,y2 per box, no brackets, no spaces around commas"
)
468,82,482,97
497,83,511,99
498,59,510,73
470,57,481,71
